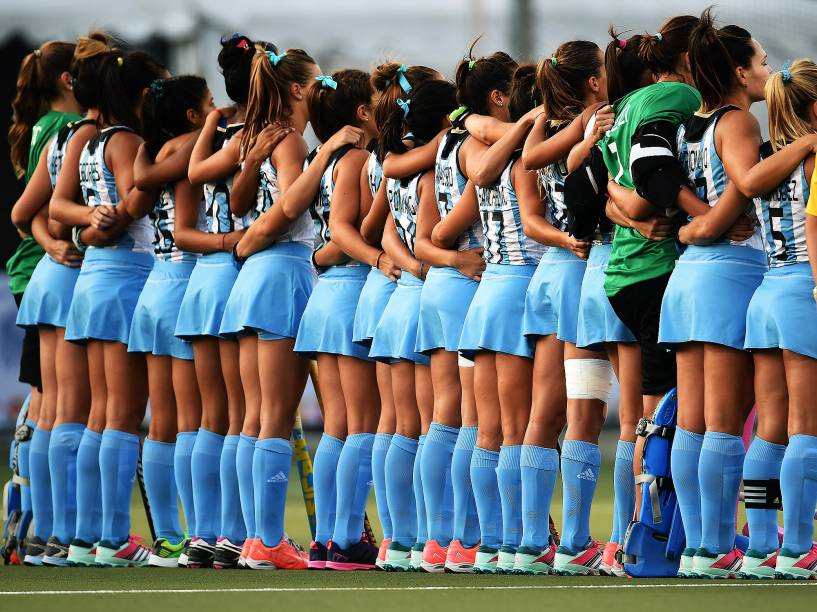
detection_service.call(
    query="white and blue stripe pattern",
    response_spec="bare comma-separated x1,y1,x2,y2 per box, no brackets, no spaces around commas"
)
434,128,483,251
204,122,251,234
386,173,422,256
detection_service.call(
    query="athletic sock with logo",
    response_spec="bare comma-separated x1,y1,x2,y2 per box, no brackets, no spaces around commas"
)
219,435,246,543
75,428,103,543
743,436,786,554
191,428,224,544
99,429,139,546
496,445,522,549
48,423,84,544
520,444,559,551
560,440,600,553
142,438,183,542
699,432,744,554
413,435,428,546
780,434,817,555
470,447,502,550
451,426,479,547
29,426,53,542
253,437,292,547
313,434,344,546
421,423,458,547
174,431,196,537
611,440,635,546
236,433,257,538
671,427,704,552
332,433,375,549
372,433,393,540
384,434,418,548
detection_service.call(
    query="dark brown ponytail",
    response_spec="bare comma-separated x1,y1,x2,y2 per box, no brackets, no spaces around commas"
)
605,27,650,102
536,40,602,123
638,15,699,77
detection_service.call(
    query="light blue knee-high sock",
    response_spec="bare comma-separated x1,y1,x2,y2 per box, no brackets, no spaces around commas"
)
781,434,817,555
191,428,224,544
174,431,196,537
372,433,393,540
560,440,601,553
611,440,635,546
497,445,522,549
413,435,428,546
18,417,35,532
699,432,745,554
743,437,786,554
520,445,559,550
333,433,375,549
470,447,502,550
451,426,479,547
98,429,139,546
74,428,102,544
142,439,183,542
313,434,344,545
384,434,418,548
253,437,291,547
236,433,257,538
29,427,52,541
671,427,704,552
48,423,84,544
219,435,246,543
421,423,458,546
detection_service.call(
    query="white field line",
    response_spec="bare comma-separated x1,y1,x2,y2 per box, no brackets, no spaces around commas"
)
1,582,816,596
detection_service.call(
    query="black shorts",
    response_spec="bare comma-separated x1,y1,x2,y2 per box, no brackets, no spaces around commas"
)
608,273,676,396
13,292,42,391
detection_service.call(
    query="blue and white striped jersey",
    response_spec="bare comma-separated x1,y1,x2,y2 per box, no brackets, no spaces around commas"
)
434,128,483,251
253,156,315,248
537,123,570,233
386,173,422,256
205,122,251,234
46,118,95,189
677,107,764,250
753,142,811,267
150,184,198,263
478,153,547,266
367,148,383,199
78,126,153,254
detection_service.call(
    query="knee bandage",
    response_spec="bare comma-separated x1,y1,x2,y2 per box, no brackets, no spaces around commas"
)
564,359,614,403
458,354,475,368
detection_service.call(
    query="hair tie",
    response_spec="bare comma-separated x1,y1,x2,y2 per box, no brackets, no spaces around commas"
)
617,39,628,50
33,49,42,58
550,56,558,67
467,58,476,70
221,32,251,52
220,33,239,46
396,98,411,118
264,50,287,66
117,56,124,66
315,74,337,90
395,64,412,94
149,79,165,99
655,32,663,42
781,60,793,83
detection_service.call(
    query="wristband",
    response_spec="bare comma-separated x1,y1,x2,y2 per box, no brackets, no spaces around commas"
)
71,226,88,253
311,250,327,275
220,234,226,252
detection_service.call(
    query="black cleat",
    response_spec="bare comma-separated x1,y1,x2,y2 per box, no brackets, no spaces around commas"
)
42,536,70,567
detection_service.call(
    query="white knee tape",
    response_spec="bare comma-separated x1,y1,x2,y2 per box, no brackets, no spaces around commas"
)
458,354,475,368
564,359,614,403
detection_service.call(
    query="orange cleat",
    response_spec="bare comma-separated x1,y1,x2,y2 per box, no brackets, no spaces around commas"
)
245,536,308,570
420,539,448,573
375,537,391,569
444,539,479,573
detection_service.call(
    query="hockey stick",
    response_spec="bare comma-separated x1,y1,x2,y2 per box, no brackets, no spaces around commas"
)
292,411,316,541
136,438,157,543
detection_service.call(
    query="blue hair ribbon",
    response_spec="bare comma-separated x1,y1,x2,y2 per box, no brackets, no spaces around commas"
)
316,74,338,90
781,60,793,83
265,50,287,66
395,64,412,94
396,98,411,118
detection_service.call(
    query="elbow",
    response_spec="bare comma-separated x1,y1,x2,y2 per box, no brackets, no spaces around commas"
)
10,205,29,227
430,226,454,249
381,160,397,179
187,165,205,186
736,177,761,199
472,166,492,189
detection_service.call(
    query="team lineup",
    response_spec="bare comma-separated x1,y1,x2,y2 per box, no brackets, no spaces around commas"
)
4,5,817,582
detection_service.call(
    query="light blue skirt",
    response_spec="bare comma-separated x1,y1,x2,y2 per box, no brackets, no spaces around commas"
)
576,244,635,350
522,247,586,344
16,255,80,329
175,251,240,339
65,248,153,344
294,265,371,360
415,266,479,354
659,244,767,349
744,263,817,359
459,263,536,359
219,242,314,340
352,268,397,347
128,259,195,360
369,271,429,365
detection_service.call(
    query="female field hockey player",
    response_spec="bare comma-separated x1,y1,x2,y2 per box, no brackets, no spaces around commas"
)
8,38,80,565
739,60,817,579
659,11,771,578
181,35,283,569
128,75,216,566
56,49,167,567
370,78,455,571
294,69,390,570
357,62,439,566
518,40,610,576
13,34,112,566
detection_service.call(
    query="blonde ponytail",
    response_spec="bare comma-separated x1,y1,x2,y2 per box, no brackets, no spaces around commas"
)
766,59,817,151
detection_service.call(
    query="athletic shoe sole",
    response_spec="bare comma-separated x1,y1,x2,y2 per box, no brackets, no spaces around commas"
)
444,562,475,573
420,561,445,573
308,560,326,570
23,555,44,566
244,559,279,570
775,569,817,580
42,556,70,567
148,554,180,568
325,561,376,571
553,563,600,576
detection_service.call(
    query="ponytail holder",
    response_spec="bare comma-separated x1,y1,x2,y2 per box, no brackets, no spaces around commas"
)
781,60,793,83
617,39,628,50
550,56,558,67
315,74,338,90
264,50,287,66
117,56,124,67
33,49,42,58
149,79,165,99
221,32,251,52
395,64,412,94
655,32,663,42
220,33,240,46
468,58,476,70
396,98,411,118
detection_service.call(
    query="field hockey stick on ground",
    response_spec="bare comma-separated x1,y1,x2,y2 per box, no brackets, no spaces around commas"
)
136,438,157,543
292,410,316,541
307,360,377,546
